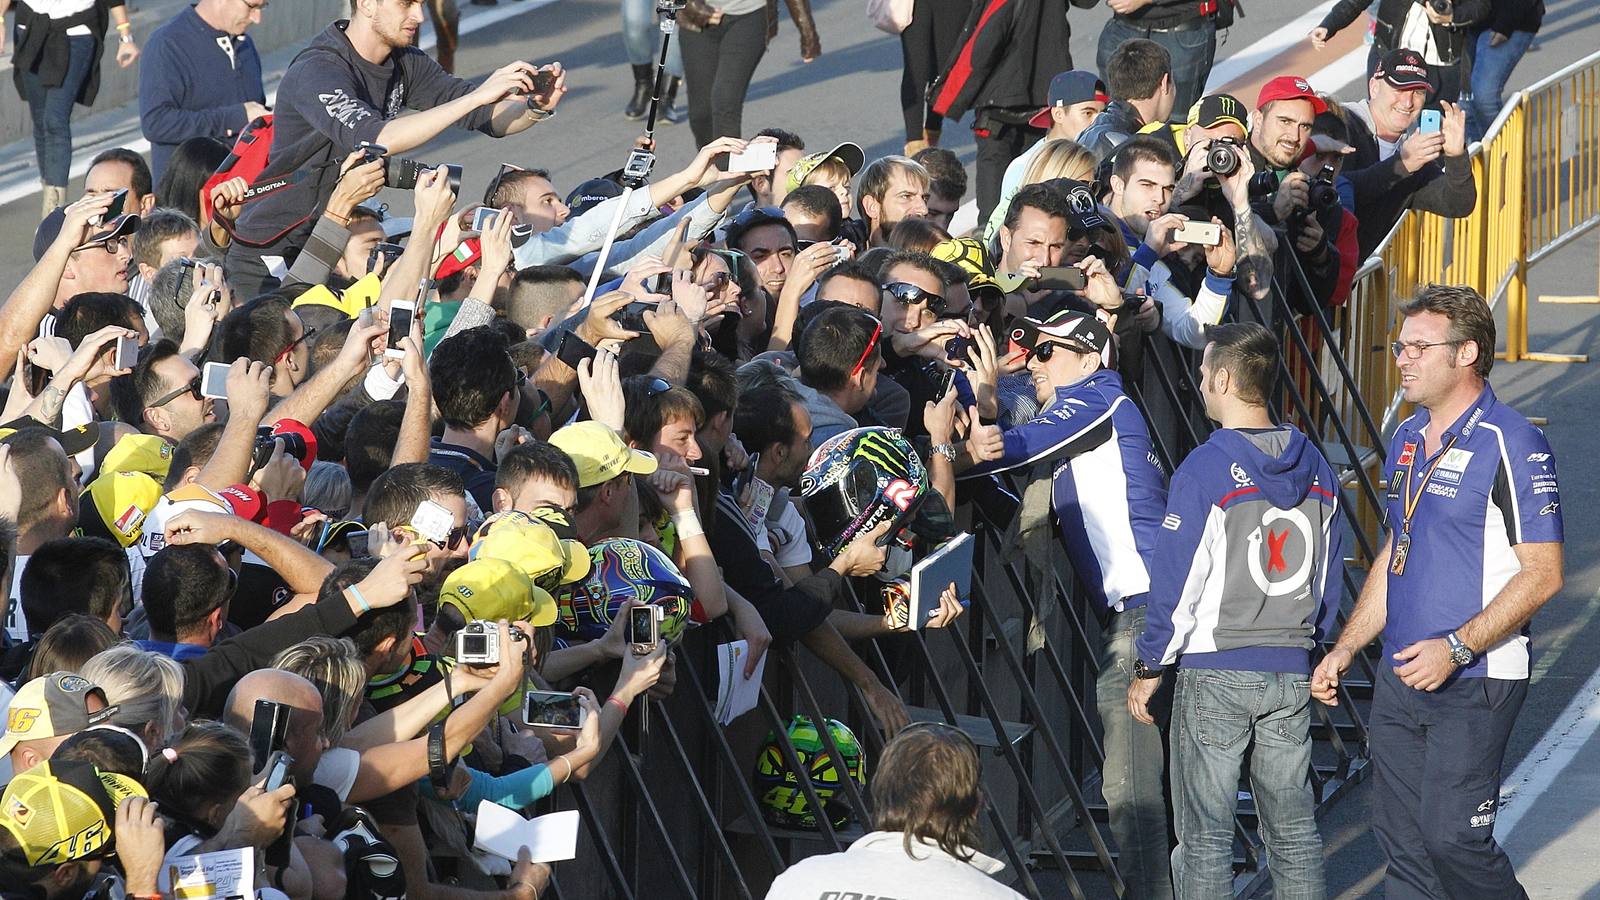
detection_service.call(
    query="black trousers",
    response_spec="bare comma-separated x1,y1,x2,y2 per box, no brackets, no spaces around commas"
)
899,0,972,142
974,115,1041,229
680,10,769,148
1369,664,1529,900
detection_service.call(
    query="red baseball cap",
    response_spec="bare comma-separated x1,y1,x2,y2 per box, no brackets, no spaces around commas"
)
1256,76,1328,115
435,236,482,280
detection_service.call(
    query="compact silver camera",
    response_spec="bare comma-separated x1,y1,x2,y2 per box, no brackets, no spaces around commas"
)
455,620,527,666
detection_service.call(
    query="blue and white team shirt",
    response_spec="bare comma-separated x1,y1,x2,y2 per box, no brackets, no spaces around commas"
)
958,370,1167,613
1382,384,1563,680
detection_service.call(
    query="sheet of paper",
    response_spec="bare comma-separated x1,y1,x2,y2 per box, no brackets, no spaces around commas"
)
165,846,255,900
474,802,581,863
715,640,767,726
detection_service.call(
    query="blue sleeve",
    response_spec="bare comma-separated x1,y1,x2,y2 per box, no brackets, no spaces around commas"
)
443,764,556,812
137,34,248,146
957,389,1115,480
1136,467,1216,668
1313,467,1345,643
1500,424,1563,543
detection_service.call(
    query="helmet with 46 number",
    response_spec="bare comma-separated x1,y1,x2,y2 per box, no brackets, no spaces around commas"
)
799,426,953,558
753,715,865,830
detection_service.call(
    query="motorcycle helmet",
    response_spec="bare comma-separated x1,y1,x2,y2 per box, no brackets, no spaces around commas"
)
799,426,952,558
551,538,694,644
753,715,865,830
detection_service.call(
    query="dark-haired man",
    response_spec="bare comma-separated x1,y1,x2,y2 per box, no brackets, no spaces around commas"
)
1313,285,1560,900
1132,322,1342,899
795,305,886,448
1078,39,1177,162
427,327,522,512
1097,0,1222,117
83,149,157,217
1246,76,1343,311
20,537,131,637
135,543,236,660
2,429,83,643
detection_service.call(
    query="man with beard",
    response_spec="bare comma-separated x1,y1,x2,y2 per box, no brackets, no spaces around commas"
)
1245,77,1344,311
858,156,931,248
223,0,566,295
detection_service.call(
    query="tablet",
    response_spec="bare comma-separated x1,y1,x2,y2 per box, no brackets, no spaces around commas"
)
908,532,974,630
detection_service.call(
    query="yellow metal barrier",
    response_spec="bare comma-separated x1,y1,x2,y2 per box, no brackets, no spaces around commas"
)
1342,49,1600,434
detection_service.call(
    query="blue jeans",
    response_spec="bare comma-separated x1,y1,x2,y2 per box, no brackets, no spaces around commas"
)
1170,668,1324,900
1097,16,1216,120
20,33,95,187
620,0,684,78
1095,606,1174,900
1467,29,1535,143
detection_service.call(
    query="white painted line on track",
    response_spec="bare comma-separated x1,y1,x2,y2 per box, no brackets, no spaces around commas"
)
1203,1,1340,92
1495,625,1600,840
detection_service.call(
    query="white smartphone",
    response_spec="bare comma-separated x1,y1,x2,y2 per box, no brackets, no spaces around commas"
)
410,498,454,545
727,142,778,173
471,207,499,232
201,361,231,400
1172,220,1222,246
114,335,139,371
522,691,587,730
386,299,415,359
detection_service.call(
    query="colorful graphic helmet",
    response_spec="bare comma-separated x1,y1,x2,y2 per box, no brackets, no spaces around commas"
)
551,538,694,644
799,427,934,558
754,715,865,831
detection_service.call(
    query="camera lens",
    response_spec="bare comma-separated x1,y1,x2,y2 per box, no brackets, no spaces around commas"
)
1206,141,1240,177
385,157,421,191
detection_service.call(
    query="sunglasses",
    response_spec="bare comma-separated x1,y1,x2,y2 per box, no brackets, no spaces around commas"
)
882,282,947,317
849,317,883,380
274,326,318,364
730,206,787,230
484,162,527,207
149,374,203,408
643,376,672,397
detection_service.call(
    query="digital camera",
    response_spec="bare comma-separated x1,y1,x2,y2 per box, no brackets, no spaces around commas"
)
455,620,528,666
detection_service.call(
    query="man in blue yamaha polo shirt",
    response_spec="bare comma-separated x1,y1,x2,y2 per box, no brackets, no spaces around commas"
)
959,310,1173,900
1312,284,1563,900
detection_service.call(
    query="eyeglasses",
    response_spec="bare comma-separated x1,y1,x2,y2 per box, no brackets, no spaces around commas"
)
644,376,672,397
882,282,948,317
275,326,318,364
849,317,883,380
701,270,731,292
484,163,527,208
1390,339,1462,359
81,236,129,255
434,525,471,551
149,374,202,408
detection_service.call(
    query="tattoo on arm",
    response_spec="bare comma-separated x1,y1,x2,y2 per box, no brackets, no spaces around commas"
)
1233,209,1274,300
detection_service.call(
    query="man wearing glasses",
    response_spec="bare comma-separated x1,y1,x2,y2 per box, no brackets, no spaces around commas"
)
138,0,269,180
30,206,139,310
958,311,1174,900
1313,286,1562,899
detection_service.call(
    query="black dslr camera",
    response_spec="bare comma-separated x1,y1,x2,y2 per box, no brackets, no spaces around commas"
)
1204,137,1245,177
253,425,309,472
355,141,463,194
1289,164,1340,225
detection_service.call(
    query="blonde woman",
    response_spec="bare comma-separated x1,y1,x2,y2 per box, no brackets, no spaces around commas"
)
983,139,1097,244
80,644,187,753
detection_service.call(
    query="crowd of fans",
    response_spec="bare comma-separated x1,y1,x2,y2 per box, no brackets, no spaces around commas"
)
0,0,1555,896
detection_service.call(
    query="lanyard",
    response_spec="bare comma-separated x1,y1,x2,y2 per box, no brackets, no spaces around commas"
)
1398,432,1459,536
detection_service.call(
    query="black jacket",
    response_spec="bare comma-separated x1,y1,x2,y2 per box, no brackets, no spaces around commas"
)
1481,0,1542,36
1077,100,1148,163
11,0,118,107
1246,143,1343,312
1319,0,1488,65
931,0,1097,119
1340,103,1477,257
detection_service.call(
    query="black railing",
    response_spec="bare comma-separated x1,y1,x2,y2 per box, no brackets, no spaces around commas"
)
517,258,1386,899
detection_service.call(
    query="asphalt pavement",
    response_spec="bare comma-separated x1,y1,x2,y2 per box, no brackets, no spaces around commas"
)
1,0,1599,895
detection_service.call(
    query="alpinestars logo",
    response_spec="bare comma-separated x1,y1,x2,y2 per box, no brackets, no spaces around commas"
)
320,89,374,128
1470,798,1496,828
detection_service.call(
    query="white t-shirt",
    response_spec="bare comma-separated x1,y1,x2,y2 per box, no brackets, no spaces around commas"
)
766,831,1025,900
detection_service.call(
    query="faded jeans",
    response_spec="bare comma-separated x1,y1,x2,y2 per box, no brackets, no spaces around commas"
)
1170,668,1324,900
1467,28,1535,143
1096,606,1174,900
20,34,95,187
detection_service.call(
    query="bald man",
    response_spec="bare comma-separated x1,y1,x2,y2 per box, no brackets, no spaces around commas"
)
225,668,328,786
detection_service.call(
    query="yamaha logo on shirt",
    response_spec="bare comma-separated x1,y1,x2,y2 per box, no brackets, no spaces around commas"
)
1230,463,1253,487
1433,448,1474,485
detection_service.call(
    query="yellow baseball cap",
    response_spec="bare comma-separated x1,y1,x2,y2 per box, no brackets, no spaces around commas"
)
0,759,147,866
78,471,164,548
548,421,657,488
440,557,557,627
0,673,118,758
98,433,174,481
470,518,591,592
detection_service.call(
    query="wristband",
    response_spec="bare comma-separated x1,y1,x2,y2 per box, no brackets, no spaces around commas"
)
347,584,372,614
523,103,555,121
555,755,573,782
672,508,704,540
606,695,630,716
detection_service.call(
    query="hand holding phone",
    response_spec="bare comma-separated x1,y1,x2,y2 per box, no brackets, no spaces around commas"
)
523,690,586,730
727,142,778,173
386,298,416,359
113,335,139,371
410,499,454,546
1419,109,1443,134
1171,220,1222,246
629,604,662,656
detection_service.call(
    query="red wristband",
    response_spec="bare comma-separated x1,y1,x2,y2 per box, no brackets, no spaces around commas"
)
606,695,630,715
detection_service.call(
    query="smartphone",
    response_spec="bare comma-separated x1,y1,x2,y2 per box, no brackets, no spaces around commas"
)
387,298,415,359
113,335,139,371
1172,220,1222,246
262,750,294,791
411,498,454,546
613,301,654,333
92,188,128,227
249,699,290,771
1033,266,1088,291
201,361,231,400
555,330,597,370
629,604,662,656
471,207,500,233
346,529,371,558
1419,109,1442,134
935,367,957,399
522,690,586,730
732,452,760,500
727,142,778,173
531,69,558,97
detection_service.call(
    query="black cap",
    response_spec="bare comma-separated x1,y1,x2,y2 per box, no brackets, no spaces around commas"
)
1011,310,1112,357
565,177,623,218
32,209,140,262
1373,49,1430,91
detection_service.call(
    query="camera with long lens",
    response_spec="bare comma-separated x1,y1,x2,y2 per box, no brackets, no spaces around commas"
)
1204,137,1245,177
1247,170,1280,200
252,425,308,472
355,141,463,194
455,620,529,667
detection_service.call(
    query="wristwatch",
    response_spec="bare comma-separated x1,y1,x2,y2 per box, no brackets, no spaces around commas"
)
931,442,957,462
1132,659,1163,680
1445,631,1475,667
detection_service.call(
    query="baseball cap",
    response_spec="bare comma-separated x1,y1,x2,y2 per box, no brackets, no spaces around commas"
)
470,514,591,591
566,177,624,218
930,238,1002,299
0,419,100,457
1028,71,1109,129
1010,311,1112,357
1373,48,1430,91
98,434,174,481
1256,76,1328,114
137,482,234,558
440,557,558,627
78,470,164,548
548,421,658,488
434,237,482,281
0,673,118,759
32,210,140,263
1186,93,1249,133
0,759,146,866
785,142,867,193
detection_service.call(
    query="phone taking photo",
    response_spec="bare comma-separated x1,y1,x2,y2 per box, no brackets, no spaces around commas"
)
113,335,139,371
629,604,662,656
471,207,500,233
201,361,231,400
249,698,290,772
1419,109,1443,134
555,330,597,370
522,691,586,730
727,142,778,173
387,298,415,359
